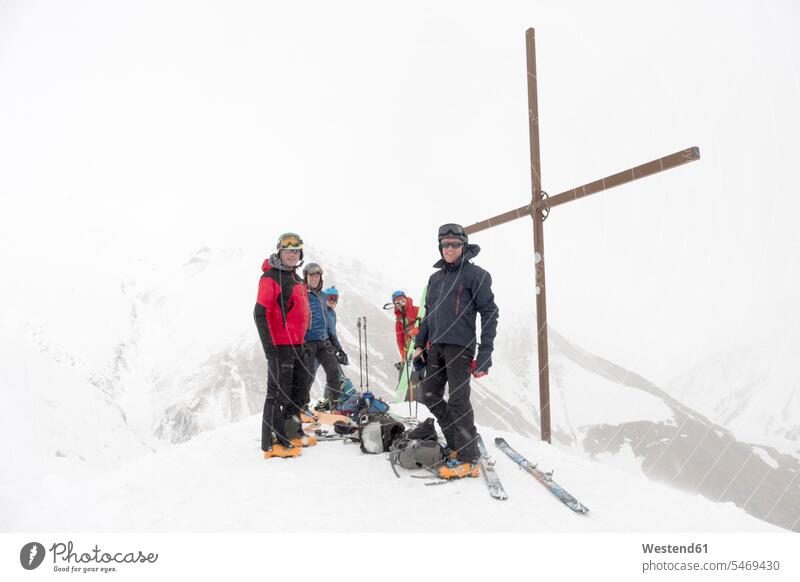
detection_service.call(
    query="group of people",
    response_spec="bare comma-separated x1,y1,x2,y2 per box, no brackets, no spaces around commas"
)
253,224,499,479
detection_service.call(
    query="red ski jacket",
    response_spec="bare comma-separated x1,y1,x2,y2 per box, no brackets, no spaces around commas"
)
253,255,310,349
394,296,420,359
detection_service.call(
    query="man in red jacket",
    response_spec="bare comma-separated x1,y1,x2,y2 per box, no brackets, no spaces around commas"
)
253,232,312,458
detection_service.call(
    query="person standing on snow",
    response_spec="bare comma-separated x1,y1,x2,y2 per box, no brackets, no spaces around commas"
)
300,264,348,412
391,290,420,370
321,286,351,406
412,223,499,479
323,286,347,370
254,232,313,459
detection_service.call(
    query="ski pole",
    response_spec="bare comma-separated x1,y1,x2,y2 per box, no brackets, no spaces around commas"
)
401,314,412,416
357,318,363,390
406,346,413,417
364,316,369,390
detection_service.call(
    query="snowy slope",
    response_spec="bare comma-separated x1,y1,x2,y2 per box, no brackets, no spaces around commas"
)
2,246,798,532
666,340,800,455
0,324,152,518
6,412,780,533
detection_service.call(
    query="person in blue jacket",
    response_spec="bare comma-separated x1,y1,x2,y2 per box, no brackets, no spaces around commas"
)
321,286,352,404
300,264,348,411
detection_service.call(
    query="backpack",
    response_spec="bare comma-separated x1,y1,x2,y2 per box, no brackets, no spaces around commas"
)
358,414,406,454
389,437,446,477
339,391,390,422
338,375,356,403
404,418,438,441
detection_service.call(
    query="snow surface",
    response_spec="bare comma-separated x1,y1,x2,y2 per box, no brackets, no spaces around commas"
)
5,410,780,533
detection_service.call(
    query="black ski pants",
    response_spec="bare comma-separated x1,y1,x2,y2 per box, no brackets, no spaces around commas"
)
261,344,306,450
302,339,342,405
421,342,479,463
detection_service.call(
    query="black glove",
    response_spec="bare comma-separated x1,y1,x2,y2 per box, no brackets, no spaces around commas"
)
336,350,349,365
394,361,404,371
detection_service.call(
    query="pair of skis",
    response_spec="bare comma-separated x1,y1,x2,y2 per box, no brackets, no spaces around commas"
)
472,435,588,513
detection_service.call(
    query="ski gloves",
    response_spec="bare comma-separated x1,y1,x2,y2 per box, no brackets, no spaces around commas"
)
470,354,490,378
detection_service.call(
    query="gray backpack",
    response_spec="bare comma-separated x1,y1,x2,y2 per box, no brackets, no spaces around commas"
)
389,438,446,477
358,415,406,454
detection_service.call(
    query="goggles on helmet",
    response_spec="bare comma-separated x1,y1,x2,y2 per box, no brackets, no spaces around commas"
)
437,223,467,241
277,233,304,249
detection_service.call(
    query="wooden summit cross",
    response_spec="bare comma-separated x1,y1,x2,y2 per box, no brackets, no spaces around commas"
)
464,28,700,444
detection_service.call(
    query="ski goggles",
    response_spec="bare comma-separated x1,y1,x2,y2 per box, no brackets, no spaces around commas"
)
437,223,467,240
440,241,464,249
305,266,323,275
277,233,304,249
326,296,338,304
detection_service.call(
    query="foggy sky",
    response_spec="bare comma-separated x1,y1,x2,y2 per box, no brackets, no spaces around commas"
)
1,0,798,386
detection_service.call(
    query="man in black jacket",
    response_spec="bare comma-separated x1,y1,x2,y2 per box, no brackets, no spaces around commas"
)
413,223,499,479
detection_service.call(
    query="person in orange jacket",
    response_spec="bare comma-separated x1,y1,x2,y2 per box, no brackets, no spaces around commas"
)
391,290,420,368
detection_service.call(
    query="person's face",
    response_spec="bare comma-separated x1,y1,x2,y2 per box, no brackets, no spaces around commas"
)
440,237,464,264
280,249,301,267
394,297,406,311
327,296,338,310
308,272,322,288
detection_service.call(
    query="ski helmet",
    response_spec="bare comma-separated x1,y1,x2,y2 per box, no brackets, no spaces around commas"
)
391,290,406,300
437,223,468,244
323,286,339,298
276,232,304,261
303,263,323,276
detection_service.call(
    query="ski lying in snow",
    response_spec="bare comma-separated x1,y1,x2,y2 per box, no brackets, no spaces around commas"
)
494,437,588,513
389,412,420,427
477,434,508,500
313,411,353,427
306,429,359,442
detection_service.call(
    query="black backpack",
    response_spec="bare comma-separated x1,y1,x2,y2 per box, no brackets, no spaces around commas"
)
405,418,438,441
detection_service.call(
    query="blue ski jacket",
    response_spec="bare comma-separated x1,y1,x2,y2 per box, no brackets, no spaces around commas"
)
305,288,332,342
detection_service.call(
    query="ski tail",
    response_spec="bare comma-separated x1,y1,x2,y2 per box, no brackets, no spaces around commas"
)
494,437,587,513
477,434,508,500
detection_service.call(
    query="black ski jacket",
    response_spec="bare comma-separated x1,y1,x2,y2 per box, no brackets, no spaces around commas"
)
414,244,499,372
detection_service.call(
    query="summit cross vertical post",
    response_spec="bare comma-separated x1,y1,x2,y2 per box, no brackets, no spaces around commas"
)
464,28,700,444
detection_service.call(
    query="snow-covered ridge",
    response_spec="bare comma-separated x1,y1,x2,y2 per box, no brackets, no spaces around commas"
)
2,247,798,532
666,342,800,454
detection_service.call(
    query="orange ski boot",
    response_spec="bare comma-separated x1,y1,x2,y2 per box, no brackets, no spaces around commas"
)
289,434,318,448
438,458,480,479
263,440,301,459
